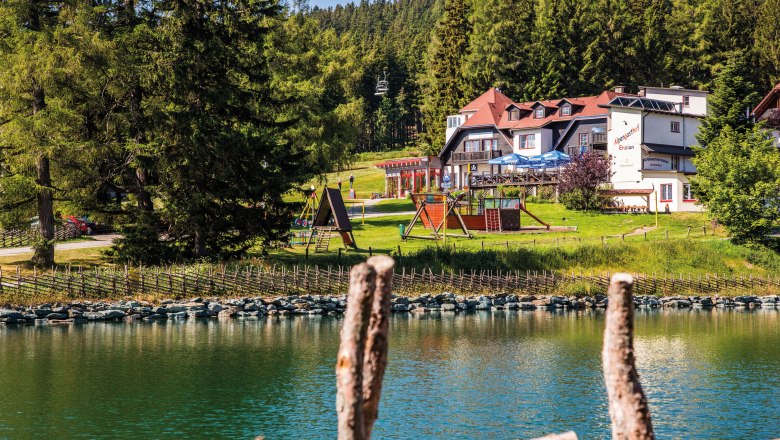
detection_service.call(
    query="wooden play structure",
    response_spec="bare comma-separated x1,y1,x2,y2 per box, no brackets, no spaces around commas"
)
402,193,472,240
305,188,358,252
482,197,550,232
295,189,320,227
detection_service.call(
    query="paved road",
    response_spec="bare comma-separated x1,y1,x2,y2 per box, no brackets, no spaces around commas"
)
0,234,120,257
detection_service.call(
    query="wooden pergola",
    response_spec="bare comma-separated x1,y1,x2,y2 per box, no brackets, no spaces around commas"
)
598,189,653,213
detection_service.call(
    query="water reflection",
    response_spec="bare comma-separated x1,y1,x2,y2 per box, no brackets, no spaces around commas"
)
0,309,778,439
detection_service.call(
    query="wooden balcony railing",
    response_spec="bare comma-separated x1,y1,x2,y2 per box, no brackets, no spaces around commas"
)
469,170,561,188
451,150,501,163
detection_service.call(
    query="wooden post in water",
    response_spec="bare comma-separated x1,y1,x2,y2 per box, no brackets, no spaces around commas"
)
362,256,394,437
336,257,395,440
603,273,654,440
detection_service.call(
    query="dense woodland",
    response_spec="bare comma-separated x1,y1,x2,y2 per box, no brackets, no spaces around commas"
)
1,0,779,264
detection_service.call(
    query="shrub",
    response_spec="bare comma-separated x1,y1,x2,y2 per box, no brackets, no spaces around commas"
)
558,151,612,210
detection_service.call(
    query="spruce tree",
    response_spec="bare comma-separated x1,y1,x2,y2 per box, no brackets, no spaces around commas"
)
138,0,305,259
419,0,471,155
462,0,535,100
527,0,586,99
696,52,760,147
755,0,780,85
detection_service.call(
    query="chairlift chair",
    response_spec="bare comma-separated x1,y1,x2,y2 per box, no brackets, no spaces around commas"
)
374,70,389,96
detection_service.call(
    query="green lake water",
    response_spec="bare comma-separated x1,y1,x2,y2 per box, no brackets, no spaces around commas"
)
1,309,778,439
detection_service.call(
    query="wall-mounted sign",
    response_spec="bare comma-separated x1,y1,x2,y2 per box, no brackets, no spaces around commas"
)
643,157,670,170
470,164,478,172
614,124,641,150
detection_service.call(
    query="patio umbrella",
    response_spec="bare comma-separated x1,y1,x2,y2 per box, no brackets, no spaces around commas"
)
487,153,531,166
540,150,571,162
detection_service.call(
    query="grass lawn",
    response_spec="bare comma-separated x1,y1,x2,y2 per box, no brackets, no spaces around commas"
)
1,247,106,273
5,148,780,279
268,201,780,276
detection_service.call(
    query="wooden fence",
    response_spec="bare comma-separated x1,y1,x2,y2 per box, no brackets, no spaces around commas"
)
0,224,81,248
1,264,778,299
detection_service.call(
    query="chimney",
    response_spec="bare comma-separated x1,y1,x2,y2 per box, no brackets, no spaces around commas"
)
614,85,625,94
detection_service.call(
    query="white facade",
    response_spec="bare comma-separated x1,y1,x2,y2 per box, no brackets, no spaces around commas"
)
606,88,708,213
641,86,708,116
511,128,554,156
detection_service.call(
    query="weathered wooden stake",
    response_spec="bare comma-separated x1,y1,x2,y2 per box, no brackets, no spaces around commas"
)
603,273,654,440
362,256,394,437
336,263,377,440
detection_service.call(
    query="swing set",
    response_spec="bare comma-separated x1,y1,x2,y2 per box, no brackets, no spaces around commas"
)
401,193,472,240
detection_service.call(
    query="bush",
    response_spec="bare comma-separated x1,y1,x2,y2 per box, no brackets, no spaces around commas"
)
558,152,612,210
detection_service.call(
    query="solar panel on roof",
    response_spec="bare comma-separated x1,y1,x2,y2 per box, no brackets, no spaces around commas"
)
608,96,678,113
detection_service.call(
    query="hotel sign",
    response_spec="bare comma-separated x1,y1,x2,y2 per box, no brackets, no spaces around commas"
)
643,157,670,170
614,124,640,150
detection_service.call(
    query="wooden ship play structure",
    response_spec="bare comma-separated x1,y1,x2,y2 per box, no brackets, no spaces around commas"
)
402,193,550,240
304,188,357,253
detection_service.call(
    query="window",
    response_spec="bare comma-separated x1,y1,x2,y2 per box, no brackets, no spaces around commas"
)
660,184,673,202
671,156,679,171
508,109,519,121
447,115,462,128
682,96,690,107
519,134,536,149
535,108,545,119
561,105,571,116
671,121,680,133
578,133,589,146
683,183,695,201
483,139,498,151
464,140,481,152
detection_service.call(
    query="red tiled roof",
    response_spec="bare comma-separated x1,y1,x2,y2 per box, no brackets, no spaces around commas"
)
461,88,515,112
498,91,628,130
753,83,780,117
461,103,503,127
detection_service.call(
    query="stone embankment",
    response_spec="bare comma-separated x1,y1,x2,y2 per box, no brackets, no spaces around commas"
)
1,293,779,325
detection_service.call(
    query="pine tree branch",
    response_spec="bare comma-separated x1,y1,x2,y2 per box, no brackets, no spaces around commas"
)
0,197,35,211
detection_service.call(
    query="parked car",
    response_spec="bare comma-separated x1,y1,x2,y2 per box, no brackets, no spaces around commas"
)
66,216,98,235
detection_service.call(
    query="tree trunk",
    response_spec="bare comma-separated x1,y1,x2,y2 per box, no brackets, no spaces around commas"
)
32,85,55,267
602,273,654,440
194,231,207,258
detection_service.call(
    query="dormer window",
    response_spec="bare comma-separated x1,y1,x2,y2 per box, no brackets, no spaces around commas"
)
561,105,571,116
508,109,520,121
534,108,544,119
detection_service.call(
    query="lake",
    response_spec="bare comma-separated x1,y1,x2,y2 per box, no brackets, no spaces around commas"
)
1,309,778,439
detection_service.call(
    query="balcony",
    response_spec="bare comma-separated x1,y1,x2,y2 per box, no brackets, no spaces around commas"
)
451,150,501,164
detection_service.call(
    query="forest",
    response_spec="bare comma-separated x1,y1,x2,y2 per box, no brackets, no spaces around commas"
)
1,0,779,265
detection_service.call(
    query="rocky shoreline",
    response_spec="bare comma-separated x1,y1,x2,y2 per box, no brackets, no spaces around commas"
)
1,293,779,325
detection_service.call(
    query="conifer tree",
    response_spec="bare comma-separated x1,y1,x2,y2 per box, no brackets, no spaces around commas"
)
462,0,535,100
419,0,471,155
139,0,306,258
526,0,586,99
755,0,780,85
0,1,92,266
696,52,760,147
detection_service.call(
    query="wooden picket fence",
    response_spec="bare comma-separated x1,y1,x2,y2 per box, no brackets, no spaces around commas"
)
1,264,779,299
0,224,81,248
